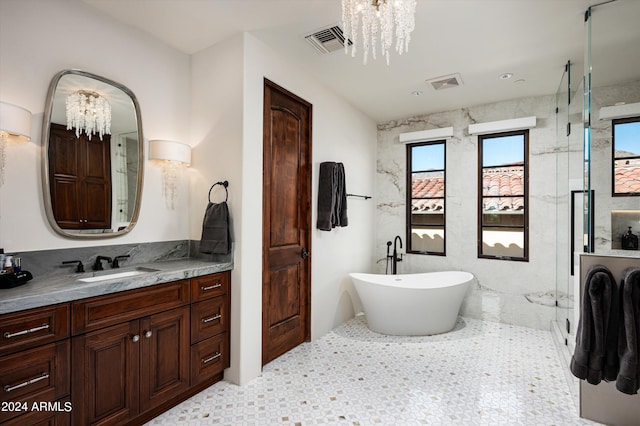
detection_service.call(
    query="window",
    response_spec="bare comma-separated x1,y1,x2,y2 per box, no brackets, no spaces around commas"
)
478,130,528,261
612,117,640,196
406,141,445,255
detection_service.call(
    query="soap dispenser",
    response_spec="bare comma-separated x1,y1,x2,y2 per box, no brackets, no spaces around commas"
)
4,255,12,273
622,227,639,250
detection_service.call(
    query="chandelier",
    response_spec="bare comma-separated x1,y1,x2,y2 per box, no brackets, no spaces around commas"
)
341,0,417,65
66,90,111,140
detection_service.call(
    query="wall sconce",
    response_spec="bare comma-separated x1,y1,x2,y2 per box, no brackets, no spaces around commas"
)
149,139,191,209
0,102,32,187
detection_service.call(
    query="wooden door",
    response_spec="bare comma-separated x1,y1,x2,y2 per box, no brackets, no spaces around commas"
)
48,123,111,230
262,79,312,365
139,306,190,413
72,321,139,426
49,124,81,229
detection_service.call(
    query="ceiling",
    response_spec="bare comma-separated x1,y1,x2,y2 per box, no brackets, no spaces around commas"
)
81,0,606,123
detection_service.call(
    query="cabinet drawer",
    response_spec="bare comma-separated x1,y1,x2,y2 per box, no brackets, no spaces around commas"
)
0,340,70,424
190,333,229,385
72,280,189,334
191,272,229,302
1,397,70,426
190,296,228,344
0,304,69,357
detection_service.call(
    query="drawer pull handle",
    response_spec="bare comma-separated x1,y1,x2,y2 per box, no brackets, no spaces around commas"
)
202,314,222,324
201,352,221,365
132,334,140,343
144,331,153,338
4,373,49,393
201,283,222,291
3,323,50,339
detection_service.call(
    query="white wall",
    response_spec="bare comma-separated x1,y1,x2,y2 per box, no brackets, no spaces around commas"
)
0,0,192,251
190,34,248,384
216,33,376,385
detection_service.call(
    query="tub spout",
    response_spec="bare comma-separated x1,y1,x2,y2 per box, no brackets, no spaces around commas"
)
391,235,403,275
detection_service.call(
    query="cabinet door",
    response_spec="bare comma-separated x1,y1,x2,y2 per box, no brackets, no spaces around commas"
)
72,321,139,426
139,306,190,413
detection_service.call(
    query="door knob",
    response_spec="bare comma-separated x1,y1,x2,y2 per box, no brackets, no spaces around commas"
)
301,248,309,259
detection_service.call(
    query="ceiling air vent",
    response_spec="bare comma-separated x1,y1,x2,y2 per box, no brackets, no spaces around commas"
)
305,25,352,55
426,73,464,91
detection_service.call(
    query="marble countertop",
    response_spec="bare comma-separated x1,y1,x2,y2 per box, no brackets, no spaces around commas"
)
0,258,233,315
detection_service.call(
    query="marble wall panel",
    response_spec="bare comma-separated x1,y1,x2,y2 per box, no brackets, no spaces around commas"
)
376,95,560,330
590,80,640,254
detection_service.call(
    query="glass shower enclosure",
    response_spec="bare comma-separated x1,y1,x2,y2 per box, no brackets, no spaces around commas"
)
555,0,640,353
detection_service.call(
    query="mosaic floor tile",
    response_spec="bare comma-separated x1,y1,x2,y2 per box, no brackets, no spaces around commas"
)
146,315,600,425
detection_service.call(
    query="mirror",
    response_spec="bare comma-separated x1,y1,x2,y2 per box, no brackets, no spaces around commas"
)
42,70,144,238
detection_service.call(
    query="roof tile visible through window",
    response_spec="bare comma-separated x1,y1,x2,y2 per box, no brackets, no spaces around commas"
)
411,172,444,212
614,159,640,194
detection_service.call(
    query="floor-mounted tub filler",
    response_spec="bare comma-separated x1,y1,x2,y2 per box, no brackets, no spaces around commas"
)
350,271,473,335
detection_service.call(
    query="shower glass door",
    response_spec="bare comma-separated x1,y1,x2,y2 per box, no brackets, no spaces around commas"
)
555,62,571,345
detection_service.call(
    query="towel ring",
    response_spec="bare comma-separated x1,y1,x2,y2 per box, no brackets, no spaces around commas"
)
208,181,229,203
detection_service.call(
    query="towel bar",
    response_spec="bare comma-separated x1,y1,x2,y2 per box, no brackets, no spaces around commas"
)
346,193,371,200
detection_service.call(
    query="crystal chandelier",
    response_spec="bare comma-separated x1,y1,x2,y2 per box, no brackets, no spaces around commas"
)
66,90,111,140
341,0,417,65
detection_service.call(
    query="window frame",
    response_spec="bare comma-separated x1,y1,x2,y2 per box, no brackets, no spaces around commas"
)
477,129,529,262
406,140,446,256
612,116,640,197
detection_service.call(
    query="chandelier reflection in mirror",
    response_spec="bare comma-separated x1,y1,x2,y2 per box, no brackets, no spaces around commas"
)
341,0,417,65
66,90,111,140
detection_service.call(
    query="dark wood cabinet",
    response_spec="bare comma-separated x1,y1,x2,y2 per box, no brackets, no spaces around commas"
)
71,321,139,425
139,306,190,413
0,304,69,357
0,304,70,426
72,306,190,425
48,123,112,230
0,341,70,424
0,271,230,426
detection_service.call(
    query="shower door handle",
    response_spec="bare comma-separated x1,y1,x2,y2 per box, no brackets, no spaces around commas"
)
301,248,309,259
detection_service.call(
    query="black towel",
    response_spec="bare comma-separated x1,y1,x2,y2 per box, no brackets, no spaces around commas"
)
200,201,231,255
316,162,348,231
570,264,619,385
335,163,348,227
616,268,640,394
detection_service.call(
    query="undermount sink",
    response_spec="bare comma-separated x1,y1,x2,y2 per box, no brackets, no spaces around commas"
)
77,267,159,283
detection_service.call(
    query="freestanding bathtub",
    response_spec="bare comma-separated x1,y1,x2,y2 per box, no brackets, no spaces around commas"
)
349,271,474,336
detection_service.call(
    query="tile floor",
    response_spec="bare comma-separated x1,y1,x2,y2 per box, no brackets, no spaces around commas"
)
147,315,600,425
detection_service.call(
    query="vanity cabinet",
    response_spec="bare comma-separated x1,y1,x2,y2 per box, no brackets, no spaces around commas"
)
71,305,190,425
0,270,231,426
0,304,71,425
71,280,191,424
190,274,230,385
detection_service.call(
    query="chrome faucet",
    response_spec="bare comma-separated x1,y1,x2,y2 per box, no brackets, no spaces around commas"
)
390,235,403,275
